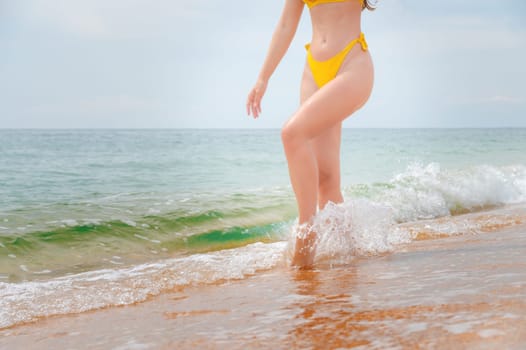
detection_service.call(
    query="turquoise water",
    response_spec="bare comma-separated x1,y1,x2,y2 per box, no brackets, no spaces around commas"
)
1,128,526,328
1,128,526,280
3,128,525,208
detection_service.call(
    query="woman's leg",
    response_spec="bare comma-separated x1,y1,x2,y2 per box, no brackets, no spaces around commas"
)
283,59,374,267
311,123,344,210
299,65,344,211
286,64,322,268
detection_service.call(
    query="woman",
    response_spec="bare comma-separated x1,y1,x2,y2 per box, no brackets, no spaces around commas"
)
246,0,375,268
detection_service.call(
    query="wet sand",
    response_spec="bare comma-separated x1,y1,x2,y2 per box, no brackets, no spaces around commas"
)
2,223,526,349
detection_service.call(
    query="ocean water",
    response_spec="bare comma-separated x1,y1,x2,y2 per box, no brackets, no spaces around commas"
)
1,128,526,328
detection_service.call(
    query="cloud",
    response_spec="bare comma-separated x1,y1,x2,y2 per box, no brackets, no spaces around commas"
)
29,95,161,115
27,0,109,39
23,0,213,40
448,95,525,106
370,1,526,55
2,0,525,128
487,95,524,104
374,16,525,56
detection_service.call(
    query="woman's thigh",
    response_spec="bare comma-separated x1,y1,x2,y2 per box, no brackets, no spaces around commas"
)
287,56,373,141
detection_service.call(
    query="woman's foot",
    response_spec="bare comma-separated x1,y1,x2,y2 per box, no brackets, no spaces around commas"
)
291,222,317,268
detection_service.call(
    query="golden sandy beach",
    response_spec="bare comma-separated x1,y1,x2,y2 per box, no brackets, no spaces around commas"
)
1,207,526,349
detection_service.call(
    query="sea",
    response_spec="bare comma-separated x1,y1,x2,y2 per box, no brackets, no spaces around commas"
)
1,128,526,329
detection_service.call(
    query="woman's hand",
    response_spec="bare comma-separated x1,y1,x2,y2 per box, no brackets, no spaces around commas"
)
246,79,267,118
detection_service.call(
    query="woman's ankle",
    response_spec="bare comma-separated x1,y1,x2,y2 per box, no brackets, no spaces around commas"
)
291,221,317,268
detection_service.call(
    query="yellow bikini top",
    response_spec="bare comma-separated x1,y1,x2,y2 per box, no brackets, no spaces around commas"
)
303,0,364,9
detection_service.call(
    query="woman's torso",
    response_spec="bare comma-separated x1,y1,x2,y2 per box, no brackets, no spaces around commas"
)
304,0,364,61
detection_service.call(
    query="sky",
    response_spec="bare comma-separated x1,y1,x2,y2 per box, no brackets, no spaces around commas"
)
0,0,525,128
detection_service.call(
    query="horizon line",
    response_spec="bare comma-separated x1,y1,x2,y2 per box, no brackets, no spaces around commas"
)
1,126,526,130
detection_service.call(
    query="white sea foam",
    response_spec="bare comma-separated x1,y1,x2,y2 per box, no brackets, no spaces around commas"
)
60,219,79,226
350,163,526,223
0,242,287,329
121,219,137,227
2,204,525,330
286,199,412,266
284,162,526,266
2,162,526,329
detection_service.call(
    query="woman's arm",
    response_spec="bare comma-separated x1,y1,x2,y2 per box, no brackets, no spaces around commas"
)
247,0,304,118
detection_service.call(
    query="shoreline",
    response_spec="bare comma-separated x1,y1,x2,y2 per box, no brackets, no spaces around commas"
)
2,221,526,349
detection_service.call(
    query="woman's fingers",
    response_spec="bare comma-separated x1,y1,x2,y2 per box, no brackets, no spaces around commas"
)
247,93,252,115
246,80,266,118
255,97,262,118
246,90,255,117
247,90,256,117
254,90,263,117
247,91,258,118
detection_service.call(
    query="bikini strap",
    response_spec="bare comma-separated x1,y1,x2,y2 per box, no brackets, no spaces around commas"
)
357,32,368,51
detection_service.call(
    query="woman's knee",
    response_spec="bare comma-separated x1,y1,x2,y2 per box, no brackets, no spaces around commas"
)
281,120,303,147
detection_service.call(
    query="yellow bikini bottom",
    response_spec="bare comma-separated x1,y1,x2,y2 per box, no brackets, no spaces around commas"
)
305,32,368,88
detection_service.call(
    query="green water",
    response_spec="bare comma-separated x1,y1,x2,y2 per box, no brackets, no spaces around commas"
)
1,128,526,282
